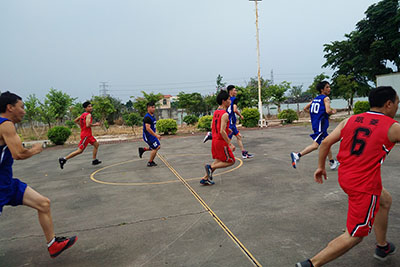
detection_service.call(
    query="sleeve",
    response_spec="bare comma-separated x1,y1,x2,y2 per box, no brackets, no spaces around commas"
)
143,116,152,125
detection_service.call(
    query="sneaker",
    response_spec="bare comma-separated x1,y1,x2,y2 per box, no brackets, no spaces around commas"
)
374,242,396,261
48,236,77,258
329,159,339,170
203,132,212,143
92,159,102,165
242,151,254,159
295,259,313,267
291,152,300,169
58,158,67,169
205,164,213,180
200,179,215,185
138,147,145,158
147,161,157,167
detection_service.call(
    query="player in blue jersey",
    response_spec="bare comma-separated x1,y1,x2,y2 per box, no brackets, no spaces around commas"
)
138,102,161,167
0,92,77,257
290,81,339,169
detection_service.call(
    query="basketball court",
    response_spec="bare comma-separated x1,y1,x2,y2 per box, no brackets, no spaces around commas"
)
1,124,400,266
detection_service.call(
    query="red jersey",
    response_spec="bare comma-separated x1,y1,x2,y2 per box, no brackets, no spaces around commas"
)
212,109,230,141
80,112,92,137
337,112,397,195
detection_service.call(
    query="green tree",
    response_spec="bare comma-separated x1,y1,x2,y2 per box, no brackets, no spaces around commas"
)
177,92,206,116
24,94,40,130
132,91,163,116
69,102,84,120
38,99,55,128
91,96,116,127
241,77,272,115
216,74,226,91
203,94,217,115
305,73,330,98
289,85,303,113
45,88,75,123
122,112,142,134
267,81,291,113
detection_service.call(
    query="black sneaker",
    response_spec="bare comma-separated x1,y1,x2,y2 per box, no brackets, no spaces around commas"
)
200,179,215,185
374,241,396,261
147,161,157,167
92,159,102,165
138,147,145,158
295,259,313,267
58,158,67,169
203,132,212,143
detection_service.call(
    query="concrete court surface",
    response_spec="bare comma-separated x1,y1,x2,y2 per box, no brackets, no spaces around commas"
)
1,123,400,267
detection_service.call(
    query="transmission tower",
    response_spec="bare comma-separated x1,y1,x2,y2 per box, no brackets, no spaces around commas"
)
99,82,109,96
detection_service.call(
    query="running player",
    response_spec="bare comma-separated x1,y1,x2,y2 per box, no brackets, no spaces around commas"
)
291,81,338,170
59,101,101,169
296,86,399,267
0,91,77,257
138,102,161,167
201,90,235,185
227,85,253,159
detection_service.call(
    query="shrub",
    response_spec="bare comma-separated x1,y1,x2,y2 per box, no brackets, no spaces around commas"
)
198,115,213,131
242,108,260,127
65,120,77,129
156,119,177,135
353,101,370,114
123,112,142,128
278,109,298,124
47,126,72,145
183,115,199,125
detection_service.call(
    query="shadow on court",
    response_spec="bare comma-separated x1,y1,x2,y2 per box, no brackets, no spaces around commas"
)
1,124,400,266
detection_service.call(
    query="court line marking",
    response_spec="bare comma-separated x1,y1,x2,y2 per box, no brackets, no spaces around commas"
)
157,153,262,267
90,154,243,186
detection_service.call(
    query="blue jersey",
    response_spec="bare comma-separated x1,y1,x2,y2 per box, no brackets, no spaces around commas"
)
0,118,15,205
143,112,157,141
310,95,329,133
227,96,237,126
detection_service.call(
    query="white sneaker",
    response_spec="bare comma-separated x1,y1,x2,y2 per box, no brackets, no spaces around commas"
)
203,132,212,143
291,152,300,169
329,160,339,170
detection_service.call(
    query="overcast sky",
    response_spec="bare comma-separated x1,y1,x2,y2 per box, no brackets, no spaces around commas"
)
0,0,381,103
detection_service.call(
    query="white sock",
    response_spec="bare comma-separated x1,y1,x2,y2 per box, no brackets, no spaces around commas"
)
47,237,56,247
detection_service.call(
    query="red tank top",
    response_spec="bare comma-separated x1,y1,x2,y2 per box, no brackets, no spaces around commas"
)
337,112,397,195
212,109,230,141
80,112,92,137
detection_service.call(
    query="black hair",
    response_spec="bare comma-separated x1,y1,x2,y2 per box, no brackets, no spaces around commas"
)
0,91,22,113
369,86,397,108
316,81,330,93
147,102,155,108
82,101,91,108
227,85,236,92
216,90,230,105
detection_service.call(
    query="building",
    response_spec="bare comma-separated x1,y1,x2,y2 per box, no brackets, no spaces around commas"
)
376,72,400,114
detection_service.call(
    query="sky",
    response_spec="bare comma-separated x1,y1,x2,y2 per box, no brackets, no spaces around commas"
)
0,0,381,103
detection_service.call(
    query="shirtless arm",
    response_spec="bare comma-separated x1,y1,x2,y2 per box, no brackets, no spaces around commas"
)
324,97,337,115
387,122,400,143
0,121,42,160
303,101,312,113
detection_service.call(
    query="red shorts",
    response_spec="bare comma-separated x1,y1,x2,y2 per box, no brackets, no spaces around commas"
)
78,135,97,150
343,188,380,237
211,139,235,163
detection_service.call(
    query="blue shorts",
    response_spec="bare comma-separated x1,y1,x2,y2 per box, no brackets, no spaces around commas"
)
144,137,160,150
0,178,27,215
310,131,328,145
228,124,240,139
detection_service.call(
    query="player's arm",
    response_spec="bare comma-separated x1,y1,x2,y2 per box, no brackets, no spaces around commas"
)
145,120,161,140
86,114,100,127
303,101,312,112
233,104,244,120
220,113,234,150
73,116,80,124
387,122,400,143
314,118,348,184
0,121,42,160
324,97,337,115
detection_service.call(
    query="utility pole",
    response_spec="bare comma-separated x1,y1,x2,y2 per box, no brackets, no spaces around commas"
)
249,0,265,127
270,69,274,84
99,82,109,96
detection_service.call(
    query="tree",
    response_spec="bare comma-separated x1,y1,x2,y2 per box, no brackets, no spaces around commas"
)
203,94,217,115
267,81,291,113
91,96,116,128
305,73,330,98
132,91,163,116
24,94,40,130
38,99,55,128
122,112,142,134
176,92,206,116
216,74,226,91
45,88,75,123
243,77,272,115
105,96,124,125
289,85,303,113
69,102,84,120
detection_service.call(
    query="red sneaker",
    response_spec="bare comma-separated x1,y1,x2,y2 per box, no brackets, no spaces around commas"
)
48,236,77,258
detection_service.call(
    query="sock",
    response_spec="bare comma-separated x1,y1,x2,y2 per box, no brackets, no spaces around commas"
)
308,259,314,267
47,237,56,247
144,147,150,151
298,153,301,158
377,243,389,249
330,159,334,163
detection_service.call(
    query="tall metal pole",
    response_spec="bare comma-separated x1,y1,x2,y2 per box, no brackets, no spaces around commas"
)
254,0,264,126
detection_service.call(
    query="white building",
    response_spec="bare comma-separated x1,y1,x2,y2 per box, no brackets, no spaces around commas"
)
376,72,400,114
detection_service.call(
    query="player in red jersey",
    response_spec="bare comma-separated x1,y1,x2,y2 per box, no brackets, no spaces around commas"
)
58,101,101,169
296,86,400,267
200,90,235,185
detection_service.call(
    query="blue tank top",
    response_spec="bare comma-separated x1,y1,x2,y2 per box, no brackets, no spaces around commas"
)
143,113,157,139
0,117,14,190
227,96,237,125
310,95,329,133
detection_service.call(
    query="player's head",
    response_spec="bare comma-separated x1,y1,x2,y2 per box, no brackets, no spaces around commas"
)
227,85,237,96
369,86,399,118
147,101,156,114
316,81,330,94
217,90,230,108
82,101,93,112
0,91,25,123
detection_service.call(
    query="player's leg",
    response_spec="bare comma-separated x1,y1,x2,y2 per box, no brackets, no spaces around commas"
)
291,141,319,169
91,141,101,165
147,139,161,167
59,137,88,169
